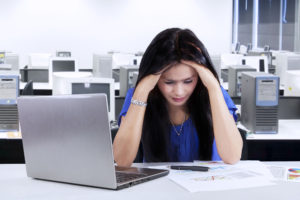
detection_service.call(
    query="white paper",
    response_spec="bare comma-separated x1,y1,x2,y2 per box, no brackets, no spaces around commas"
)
268,165,300,182
267,165,288,180
166,161,275,192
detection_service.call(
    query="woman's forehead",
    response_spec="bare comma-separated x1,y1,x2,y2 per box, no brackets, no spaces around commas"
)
161,63,197,79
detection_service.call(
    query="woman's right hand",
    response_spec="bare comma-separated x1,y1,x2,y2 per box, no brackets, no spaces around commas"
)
113,71,163,167
135,73,162,96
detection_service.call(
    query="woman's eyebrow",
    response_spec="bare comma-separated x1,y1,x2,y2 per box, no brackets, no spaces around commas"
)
163,78,175,82
163,76,196,82
183,76,195,80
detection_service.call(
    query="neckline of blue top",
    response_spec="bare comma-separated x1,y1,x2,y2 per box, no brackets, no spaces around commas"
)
172,116,190,127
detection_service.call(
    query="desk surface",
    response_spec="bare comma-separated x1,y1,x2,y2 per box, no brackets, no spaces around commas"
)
244,119,300,140
1,162,300,200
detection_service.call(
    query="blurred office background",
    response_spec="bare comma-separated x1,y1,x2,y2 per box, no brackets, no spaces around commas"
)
0,0,232,69
1,0,300,163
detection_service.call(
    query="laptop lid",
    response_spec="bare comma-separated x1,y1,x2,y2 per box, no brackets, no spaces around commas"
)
18,94,118,189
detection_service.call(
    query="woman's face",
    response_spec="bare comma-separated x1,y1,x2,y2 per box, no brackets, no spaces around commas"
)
158,63,198,108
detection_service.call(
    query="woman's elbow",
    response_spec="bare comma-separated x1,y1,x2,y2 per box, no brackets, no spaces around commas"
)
223,149,242,164
224,138,243,164
223,156,241,165
113,146,134,167
115,159,133,168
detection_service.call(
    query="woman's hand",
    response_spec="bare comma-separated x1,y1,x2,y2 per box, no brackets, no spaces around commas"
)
181,60,219,92
135,66,169,96
136,73,162,95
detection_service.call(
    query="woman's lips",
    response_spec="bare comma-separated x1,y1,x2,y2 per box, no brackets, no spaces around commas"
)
172,97,186,102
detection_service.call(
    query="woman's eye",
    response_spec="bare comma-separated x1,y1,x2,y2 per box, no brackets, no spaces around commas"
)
164,81,174,85
184,80,193,84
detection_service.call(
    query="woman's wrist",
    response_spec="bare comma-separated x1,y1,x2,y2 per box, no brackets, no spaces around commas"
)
133,85,150,102
206,83,221,95
131,99,147,107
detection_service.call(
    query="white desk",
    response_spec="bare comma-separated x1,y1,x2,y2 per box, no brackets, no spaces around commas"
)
1,162,300,200
242,120,300,140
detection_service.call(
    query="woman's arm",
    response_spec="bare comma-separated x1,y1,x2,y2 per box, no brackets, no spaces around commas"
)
207,86,242,164
113,74,161,167
181,60,243,164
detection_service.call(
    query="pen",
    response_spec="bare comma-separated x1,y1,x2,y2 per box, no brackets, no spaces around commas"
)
170,165,209,172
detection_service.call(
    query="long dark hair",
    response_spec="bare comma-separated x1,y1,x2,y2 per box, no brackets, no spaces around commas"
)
135,28,220,162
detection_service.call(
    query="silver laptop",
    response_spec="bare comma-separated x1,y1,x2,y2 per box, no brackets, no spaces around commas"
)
17,94,169,190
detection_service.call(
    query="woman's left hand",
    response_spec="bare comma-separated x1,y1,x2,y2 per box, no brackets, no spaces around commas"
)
181,60,220,92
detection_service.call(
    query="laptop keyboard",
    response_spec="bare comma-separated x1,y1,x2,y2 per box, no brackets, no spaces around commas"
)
116,171,147,183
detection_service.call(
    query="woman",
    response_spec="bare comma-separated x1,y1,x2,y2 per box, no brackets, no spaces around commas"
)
113,28,242,167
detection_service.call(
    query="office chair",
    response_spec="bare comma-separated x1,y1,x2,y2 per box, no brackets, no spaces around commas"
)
22,80,34,95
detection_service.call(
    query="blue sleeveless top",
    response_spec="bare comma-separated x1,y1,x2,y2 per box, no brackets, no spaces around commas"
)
118,87,237,162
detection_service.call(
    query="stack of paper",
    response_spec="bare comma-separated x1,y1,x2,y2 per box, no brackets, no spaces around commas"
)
166,161,276,192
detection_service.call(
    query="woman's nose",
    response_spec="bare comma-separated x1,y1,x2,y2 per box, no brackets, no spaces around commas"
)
173,84,184,96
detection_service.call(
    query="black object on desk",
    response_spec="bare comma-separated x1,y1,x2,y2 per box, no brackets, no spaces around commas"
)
170,165,209,172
